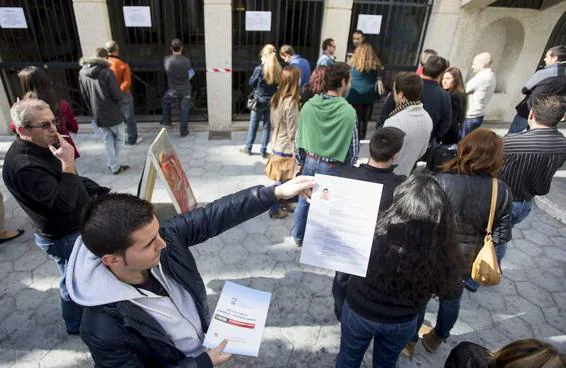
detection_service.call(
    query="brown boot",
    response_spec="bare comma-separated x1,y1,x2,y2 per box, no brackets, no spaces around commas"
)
422,328,444,353
269,209,288,219
401,341,416,360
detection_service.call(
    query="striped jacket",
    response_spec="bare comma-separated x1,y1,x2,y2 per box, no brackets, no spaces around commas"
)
500,128,566,201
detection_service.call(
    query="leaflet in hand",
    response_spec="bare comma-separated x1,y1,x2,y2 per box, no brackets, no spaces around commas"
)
300,174,382,277
203,281,271,357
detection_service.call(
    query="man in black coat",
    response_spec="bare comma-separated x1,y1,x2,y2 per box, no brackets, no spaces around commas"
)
3,99,109,334
66,177,314,368
378,56,452,144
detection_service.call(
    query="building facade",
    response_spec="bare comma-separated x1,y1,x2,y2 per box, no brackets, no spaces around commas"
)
0,0,564,135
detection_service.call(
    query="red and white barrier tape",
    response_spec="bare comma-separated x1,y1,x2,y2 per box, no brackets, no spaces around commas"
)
206,68,233,72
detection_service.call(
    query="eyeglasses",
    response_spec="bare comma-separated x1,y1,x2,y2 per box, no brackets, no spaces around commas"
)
26,119,57,130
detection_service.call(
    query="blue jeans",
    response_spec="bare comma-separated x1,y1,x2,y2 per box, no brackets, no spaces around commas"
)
35,232,83,333
411,288,463,342
496,200,532,265
508,114,528,134
162,89,190,134
121,94,138,144
99,123,125,173
465,200,532,291
337,301,418,368
292,156,342,243
245,103,270,154
460,116,484,139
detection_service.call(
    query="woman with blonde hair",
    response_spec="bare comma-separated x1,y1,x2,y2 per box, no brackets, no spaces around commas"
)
240,44,282,158
445,338,566,367
347,43,382,139
265,66,301,218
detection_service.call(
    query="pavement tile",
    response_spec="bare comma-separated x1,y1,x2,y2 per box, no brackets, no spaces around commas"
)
1,130,565,367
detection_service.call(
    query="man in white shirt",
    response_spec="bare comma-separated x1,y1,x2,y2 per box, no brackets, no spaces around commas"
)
461,52,496,138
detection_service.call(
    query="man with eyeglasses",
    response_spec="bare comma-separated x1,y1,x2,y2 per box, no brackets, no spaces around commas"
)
3,98,110,335
317,38,336,67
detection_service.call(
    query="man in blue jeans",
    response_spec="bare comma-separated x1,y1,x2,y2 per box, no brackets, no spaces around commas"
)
162,38,193,137
3,99,109,334
293,62,359,246
461,52,496,138
508,45,566,134
498,95,566,263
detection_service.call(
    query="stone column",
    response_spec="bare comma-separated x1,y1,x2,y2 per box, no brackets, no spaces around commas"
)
72,0,113,57
421,0,462,59
320,0,354,63
204,0,232,135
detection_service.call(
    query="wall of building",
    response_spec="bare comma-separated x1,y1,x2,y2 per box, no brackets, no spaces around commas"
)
423,0,566,122
1,0,564,134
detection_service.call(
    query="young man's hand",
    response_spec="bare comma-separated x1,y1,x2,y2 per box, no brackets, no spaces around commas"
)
274,176,316,201
207,339,232,366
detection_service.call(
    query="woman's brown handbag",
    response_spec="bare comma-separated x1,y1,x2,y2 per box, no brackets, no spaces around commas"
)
265,154,296,181
264,119,296,181
471,178,502,286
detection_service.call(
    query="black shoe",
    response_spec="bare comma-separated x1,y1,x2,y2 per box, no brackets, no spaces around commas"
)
112,165,130,175
463,280,478,293
294,239,303,247
180,130,189,137
66,329,80,336
261,152,270,159
160,122,172,128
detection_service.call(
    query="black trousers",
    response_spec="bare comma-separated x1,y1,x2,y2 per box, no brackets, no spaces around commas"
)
352,103,373,140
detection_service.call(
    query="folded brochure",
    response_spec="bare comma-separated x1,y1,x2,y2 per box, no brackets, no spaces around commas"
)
203,281,271,357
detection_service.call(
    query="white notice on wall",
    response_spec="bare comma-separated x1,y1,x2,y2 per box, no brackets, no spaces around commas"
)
0,7,28,29
123,6,152,28
357,14,382,35
245,11,271,31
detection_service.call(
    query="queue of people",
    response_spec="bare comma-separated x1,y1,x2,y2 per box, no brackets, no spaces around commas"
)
1,30,565,368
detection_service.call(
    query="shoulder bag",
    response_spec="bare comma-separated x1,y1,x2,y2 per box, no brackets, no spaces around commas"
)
471,178,502,286
374,69,386,97
247,73,262,111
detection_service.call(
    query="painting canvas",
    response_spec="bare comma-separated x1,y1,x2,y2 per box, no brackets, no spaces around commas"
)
139,129,197,213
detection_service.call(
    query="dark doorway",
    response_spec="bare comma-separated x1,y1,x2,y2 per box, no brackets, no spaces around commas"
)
106,0,207,120
0,0,85,114
232,0,324,120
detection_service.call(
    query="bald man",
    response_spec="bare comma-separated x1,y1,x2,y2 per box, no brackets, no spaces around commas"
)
460,52,496,138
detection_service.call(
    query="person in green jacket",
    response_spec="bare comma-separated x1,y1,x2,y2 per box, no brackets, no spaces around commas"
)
292,62,359,246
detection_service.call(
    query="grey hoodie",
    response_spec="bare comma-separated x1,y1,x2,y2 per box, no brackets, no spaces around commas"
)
66,236,206,358
78,57,124,127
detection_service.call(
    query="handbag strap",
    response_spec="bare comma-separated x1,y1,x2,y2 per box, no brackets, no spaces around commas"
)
486,178,498,235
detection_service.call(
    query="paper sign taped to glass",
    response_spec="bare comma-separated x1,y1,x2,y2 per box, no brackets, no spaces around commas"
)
300,174,383,277
203,281,271,357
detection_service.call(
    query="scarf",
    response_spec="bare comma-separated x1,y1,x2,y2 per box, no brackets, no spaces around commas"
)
389,100,423,118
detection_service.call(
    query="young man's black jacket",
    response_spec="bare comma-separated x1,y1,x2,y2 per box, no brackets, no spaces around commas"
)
77,185,278,368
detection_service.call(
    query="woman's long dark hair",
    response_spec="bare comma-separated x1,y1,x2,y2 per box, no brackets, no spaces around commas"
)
18,66,59,116
367,174,463,305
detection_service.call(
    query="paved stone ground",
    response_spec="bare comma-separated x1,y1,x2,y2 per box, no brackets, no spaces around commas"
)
0,128,565,367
